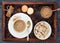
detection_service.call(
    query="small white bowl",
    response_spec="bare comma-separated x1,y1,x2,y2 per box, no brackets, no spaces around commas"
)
34,21,52,40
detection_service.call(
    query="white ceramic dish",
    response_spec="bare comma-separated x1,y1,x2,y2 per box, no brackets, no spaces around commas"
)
8,13,33,38
34,21,52,40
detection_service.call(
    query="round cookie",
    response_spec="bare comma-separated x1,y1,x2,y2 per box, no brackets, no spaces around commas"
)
21,5,28,12
27,7,34,15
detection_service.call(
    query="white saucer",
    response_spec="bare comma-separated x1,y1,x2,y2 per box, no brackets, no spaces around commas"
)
8,13,33,38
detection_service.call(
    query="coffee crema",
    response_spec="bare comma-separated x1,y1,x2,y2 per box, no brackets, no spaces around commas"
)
14,20,26,32
40,6,52,18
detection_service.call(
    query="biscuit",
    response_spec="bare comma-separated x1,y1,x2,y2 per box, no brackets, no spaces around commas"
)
6,6,14,17
21,5,28,12
27,7,34,15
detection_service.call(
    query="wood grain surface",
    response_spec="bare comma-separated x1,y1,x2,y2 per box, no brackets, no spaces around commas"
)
2,2,57,42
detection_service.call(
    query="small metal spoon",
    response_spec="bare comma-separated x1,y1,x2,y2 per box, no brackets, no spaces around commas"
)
52,8,60,11
27,21,31,41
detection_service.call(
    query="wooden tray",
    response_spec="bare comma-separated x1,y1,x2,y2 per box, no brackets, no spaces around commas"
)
2,2,57,42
